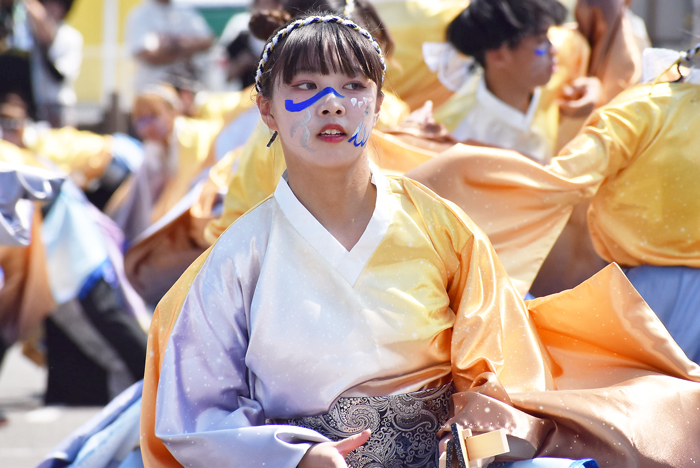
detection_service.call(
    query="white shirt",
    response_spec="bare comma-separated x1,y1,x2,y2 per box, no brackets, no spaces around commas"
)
126,0,213,92
451,77,551,164
30,22,83,107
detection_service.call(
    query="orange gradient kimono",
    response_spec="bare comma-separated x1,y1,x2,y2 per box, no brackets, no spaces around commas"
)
141,168,700,468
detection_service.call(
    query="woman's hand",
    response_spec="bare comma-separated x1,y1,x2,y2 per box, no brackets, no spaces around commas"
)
558,76,602,118
298,429,371,468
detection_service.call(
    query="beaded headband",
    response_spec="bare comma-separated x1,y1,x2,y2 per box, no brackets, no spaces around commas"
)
254,15,386,93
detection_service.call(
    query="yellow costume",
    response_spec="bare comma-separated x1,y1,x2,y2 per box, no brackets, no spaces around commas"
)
150,117,220,222
24,127,113,188
551,82,700,267
409,81,700,293
142,168,700,468
375,0,466,110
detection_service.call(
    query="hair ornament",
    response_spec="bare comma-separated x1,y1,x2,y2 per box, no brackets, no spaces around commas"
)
255,15,386,93
680,43,700,67
266,131,278,147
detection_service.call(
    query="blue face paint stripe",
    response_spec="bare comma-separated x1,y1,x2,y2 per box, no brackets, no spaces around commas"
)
285,87,345,112
348,121,370,147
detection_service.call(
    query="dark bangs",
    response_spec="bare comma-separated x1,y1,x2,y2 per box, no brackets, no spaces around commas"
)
258,20,384,98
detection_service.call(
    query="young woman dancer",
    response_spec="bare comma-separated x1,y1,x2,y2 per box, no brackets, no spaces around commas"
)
141,13,700,468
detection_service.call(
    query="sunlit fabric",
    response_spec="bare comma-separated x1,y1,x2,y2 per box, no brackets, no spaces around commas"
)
406,144,595,296
373,0,465,110
408,81,700,292
142,169,700,468
23,127,114,188
142,169,550,467
552,82,700,267
195,85,257,126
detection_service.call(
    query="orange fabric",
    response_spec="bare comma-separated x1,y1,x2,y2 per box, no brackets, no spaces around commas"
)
406,143,596,295
125,150,239,304
0,210,55,348
576,1,641,104
140,249,211,468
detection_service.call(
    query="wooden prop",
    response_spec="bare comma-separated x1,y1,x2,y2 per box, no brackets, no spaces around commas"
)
439,424,510,468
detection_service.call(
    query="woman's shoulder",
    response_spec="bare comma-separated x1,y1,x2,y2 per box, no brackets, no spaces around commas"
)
210,195,277,253
385,174,482,238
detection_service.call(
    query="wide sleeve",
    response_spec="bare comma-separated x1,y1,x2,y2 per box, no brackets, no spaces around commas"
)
401,179,554,394
443,204,554,394
152,238,328,467
546,86,662,184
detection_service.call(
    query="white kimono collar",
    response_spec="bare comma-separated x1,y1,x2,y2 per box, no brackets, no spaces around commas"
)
274,164,392,285
476,77,541,131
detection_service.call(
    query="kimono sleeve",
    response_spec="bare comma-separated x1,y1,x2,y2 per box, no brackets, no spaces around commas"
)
153,237,328,467
547,87,662,184
401,178,553,394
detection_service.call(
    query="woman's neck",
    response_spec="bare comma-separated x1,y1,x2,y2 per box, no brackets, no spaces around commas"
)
484,70,533,114
286,157,376,251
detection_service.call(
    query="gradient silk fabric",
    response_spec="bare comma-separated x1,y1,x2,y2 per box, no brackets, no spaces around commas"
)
557,82,700,267
141,170,700,468
409,81,700,293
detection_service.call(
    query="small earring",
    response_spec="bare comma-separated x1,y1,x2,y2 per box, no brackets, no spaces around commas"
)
266,131,278,148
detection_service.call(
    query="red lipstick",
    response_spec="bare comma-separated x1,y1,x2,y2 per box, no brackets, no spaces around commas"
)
317,124,347,143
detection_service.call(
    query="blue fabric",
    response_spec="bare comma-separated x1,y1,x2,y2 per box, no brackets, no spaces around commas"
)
524,292,536,301
77,259,117,300
111,133,144,173
69,397,142,467
41,181,109,303
494,458,599,468
37,380,143,468
624,265,700,362
118,448,145,468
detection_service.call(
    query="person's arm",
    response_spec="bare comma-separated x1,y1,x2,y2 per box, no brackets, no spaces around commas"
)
131,6,213,66
23,0,56,46
152,233,330,467
547,86,660,183
136,34,213,66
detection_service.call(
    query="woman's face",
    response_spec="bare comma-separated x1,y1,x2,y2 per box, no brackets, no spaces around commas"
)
506,30,557,89
133,99,175,143
258,70,382,171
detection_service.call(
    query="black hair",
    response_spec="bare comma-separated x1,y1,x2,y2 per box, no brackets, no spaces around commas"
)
256,14,385,99
447,0,566,67
249,0,393,57
40,0,76,18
